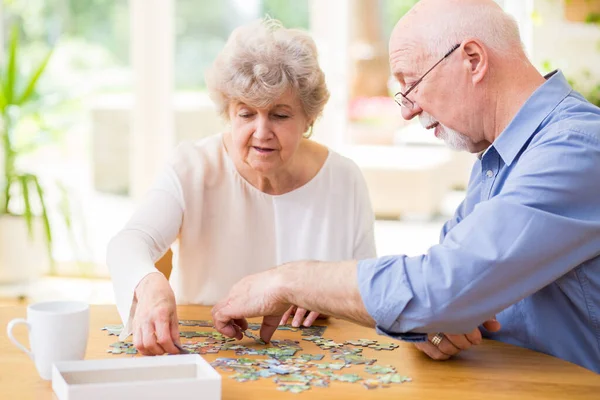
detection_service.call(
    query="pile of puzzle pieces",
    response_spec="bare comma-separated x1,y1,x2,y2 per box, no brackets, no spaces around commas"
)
102,320,411,394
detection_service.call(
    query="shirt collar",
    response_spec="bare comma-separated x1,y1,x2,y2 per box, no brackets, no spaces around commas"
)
489,70,572,166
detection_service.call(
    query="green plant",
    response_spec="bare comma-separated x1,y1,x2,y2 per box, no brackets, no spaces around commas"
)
0,25,54,268
541,61,600,108
585,12,600,24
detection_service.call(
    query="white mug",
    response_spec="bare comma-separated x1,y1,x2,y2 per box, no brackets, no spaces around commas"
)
6,301,90,380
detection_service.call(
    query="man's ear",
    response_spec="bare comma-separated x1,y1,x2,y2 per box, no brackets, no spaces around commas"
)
462,38,488,85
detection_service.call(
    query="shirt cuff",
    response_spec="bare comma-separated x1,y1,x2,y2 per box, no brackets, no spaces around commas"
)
376,326,427,343
357,256,417,336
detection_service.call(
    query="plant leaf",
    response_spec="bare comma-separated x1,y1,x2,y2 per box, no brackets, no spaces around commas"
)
17,49,53,105
0,77,7,110
5,25,19,105
31,175,54,270
18,174,33,238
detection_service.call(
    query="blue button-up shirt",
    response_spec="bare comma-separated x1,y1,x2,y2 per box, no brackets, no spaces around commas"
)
357,71,600,373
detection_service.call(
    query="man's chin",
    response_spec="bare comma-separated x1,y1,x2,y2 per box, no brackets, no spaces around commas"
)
438,128,474,152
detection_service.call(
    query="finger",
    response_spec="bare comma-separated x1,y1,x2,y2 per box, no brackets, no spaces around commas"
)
142,323,166,355
212,303,241,339
280,306,296,326
444,333,473,350
482,318,501,332
170,315,183,349
230,322,243,340
429,333,460,356
217,321,241,339
234,318,249,331
414,340,451,361
155,320,179,354
260,315,281,343
133,325,149,356
292,308,308,328
302,311,320,327
464,327,483,345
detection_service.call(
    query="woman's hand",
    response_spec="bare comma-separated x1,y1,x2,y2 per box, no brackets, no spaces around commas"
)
132,272,182,355
279,305,329,328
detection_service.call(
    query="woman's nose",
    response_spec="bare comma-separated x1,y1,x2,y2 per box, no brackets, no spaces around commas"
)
253,116,272,139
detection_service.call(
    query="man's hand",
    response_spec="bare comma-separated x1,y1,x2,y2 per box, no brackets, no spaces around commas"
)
414,318,501,360
132,272,182,356
279,306,329,327
211,268,290,343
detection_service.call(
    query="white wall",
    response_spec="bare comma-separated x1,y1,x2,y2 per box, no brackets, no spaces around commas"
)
506,0,600,83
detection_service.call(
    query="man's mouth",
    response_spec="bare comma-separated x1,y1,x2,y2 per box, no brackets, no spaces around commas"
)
426,122,440,130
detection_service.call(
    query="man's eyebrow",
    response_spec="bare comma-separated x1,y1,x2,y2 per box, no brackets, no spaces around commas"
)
392,68,416,86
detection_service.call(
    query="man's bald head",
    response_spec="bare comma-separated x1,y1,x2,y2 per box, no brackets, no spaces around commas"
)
390,0,524,71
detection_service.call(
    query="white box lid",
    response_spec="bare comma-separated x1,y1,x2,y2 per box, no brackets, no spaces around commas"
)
52,354,221,400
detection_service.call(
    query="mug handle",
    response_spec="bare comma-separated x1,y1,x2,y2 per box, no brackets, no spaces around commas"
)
7,318,33,359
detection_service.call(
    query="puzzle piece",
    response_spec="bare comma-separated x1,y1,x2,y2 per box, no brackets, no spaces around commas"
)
329,345,363,355
345,339,377,347
277,384,311,394
246,323,261,330
230,372,260,382
315,362,347,371
300,354,324,361
271,339,301,349
378,373,412,384
178,319,213,327
101,324,123,336
368,342,400,351
243,330,266,345
299,325,327,337
334,373,362,383
277,324,327,337
107,341,136,355
273,374,311,384
365,365,396,374
331,354,376,365
361,379,381,390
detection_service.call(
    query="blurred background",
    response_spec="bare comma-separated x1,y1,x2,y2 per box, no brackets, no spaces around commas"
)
0,0,598,305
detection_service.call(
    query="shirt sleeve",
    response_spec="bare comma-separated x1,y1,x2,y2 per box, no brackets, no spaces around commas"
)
352,164,377,259
357,130,600,339
106,166,185,340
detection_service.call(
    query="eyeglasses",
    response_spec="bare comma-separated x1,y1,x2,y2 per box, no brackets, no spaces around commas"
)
394,43,460,109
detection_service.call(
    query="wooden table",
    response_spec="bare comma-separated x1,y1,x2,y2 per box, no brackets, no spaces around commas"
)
1,305,599,399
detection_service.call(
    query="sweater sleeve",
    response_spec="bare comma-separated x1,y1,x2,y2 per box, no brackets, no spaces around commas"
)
106,165,185,340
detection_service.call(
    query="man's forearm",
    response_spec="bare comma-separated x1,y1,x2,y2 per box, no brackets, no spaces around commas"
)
276,260,376,327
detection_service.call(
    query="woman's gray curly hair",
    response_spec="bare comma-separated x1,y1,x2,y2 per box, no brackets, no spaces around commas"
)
205,17,330,129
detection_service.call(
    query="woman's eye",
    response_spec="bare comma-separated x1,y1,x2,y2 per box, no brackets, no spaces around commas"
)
273,114,289,119
238,113,252,119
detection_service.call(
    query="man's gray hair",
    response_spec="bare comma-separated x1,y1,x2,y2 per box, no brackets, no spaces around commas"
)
423,4,525,60
205,17,330,124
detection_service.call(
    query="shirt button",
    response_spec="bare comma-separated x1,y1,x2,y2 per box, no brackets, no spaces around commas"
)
486,170,494,178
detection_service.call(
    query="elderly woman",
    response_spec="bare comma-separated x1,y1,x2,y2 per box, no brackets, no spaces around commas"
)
107,18,376,355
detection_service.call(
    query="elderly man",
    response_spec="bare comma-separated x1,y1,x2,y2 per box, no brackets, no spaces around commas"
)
212,0,600,373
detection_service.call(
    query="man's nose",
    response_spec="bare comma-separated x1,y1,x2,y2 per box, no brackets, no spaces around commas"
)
402,103,422,120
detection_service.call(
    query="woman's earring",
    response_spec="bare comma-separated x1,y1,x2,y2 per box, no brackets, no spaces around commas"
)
305,125,314,138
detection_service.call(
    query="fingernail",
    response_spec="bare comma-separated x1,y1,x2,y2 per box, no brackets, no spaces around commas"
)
292,320,299,328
